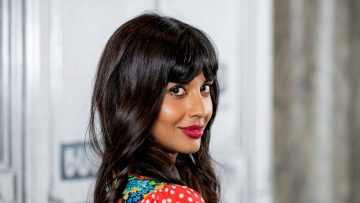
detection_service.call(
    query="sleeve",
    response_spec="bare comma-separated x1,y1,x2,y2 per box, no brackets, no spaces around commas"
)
140,184,205,203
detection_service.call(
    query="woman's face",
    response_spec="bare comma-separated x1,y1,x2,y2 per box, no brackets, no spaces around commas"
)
151,72,213,157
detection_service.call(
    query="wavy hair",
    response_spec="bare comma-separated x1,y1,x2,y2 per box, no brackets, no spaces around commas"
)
88,13,220,203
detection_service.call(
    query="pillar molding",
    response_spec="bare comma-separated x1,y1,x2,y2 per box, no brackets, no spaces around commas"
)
274,0,360,203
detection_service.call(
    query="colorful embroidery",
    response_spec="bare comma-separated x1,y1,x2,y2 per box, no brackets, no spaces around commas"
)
118,176,166,203
116,176,205,203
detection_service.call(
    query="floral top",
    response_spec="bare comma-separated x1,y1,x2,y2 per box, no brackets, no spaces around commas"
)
117,176,205,203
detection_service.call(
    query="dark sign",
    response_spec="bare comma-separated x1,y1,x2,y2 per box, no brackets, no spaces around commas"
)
61,142,97,180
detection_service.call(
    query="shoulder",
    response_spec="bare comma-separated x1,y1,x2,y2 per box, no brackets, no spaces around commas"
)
117,176,205,203
119,176,167,203
141,184,205,203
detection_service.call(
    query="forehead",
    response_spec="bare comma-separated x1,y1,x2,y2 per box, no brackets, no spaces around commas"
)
190,72,207,83
168,72,208,85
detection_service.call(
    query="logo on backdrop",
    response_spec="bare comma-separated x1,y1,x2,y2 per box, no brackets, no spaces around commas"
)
61,142,97,180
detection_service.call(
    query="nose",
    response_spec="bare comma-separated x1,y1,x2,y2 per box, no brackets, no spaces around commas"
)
188,93,209,118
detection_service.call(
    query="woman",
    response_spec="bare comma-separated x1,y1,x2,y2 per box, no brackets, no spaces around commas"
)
89,13,221,203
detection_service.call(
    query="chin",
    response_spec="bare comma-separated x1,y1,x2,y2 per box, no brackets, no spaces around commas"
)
182,146,200,154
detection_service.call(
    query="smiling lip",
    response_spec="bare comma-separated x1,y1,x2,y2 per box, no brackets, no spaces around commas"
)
179,125,204,139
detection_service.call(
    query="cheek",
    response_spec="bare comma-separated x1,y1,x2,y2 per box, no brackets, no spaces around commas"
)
205,98,213,120
159,100,183,124
154,97,185,134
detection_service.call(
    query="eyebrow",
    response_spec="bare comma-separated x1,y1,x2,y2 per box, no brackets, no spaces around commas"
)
168,79,213,86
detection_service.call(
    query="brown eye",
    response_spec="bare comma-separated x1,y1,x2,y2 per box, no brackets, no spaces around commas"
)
201,84,211,94
169,86,186,96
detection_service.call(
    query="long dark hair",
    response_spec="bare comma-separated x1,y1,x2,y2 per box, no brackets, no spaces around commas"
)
88,13,220,203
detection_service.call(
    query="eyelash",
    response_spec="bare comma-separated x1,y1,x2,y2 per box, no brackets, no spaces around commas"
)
169,85,186,96
168,83,212,97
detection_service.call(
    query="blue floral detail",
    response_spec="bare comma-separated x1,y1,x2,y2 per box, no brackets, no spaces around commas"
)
121,176,166,203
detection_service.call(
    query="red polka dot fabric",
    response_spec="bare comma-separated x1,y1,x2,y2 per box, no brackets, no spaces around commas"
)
140,184,205,203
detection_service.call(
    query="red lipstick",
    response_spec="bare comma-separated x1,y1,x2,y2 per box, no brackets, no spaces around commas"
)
180,125,204,139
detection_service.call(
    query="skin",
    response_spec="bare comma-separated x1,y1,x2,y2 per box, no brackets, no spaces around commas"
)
151,72,213,160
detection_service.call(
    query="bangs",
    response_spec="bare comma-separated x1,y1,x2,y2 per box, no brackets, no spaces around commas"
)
166,28,218,84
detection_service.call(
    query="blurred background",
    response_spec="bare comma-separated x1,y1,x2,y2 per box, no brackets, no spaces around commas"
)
0,0,359,202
